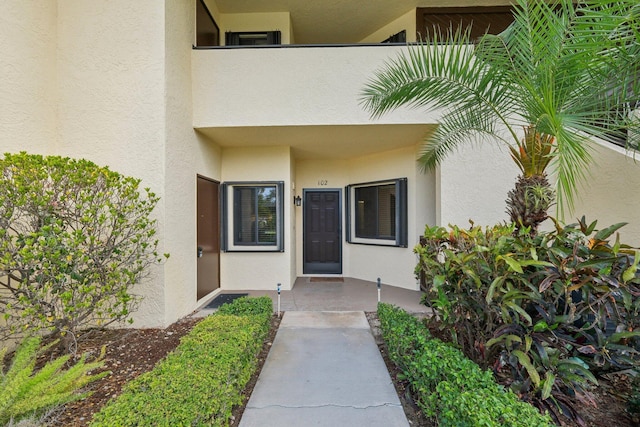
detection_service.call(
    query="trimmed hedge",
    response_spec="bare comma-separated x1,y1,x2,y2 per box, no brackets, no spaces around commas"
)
90,296,273,427
377,303,553,427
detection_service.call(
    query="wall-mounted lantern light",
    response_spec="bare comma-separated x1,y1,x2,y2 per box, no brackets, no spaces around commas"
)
294,195,302,207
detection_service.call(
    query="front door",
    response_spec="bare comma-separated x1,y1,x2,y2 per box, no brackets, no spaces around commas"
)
303,190,342,274
197,176,220,300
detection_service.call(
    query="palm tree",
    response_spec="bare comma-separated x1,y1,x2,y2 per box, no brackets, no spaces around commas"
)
361,0,638,233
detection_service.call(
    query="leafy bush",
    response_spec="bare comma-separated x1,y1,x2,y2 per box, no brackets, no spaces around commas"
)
0,336,107,425
377,303,552,426
628,372,640,422
415,218,640,419
90,297,273,426
216,296,273,320
0,152,167,350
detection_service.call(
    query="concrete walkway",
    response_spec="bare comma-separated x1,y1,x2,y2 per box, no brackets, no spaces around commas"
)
238,311,410,427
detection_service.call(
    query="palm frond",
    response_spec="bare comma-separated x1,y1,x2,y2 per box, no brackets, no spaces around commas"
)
549,127,592,216
361,0,638,217
419,106,512,172
361,26,512,122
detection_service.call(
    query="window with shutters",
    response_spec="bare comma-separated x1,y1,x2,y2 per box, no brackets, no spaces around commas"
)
221,182,284,252
346,178,407,247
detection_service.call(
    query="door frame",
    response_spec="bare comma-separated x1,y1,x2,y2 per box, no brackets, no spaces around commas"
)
302,188,343,275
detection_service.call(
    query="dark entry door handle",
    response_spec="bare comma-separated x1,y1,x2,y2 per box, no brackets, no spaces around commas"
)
197,246,203,258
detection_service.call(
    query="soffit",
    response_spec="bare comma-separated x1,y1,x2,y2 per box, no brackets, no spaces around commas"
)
196,124,436,160
214,0,513,44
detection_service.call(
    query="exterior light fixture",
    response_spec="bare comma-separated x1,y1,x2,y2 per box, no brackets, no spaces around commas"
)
294,195,302,206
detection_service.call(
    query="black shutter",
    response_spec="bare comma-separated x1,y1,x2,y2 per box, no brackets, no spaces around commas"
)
396,178,408,247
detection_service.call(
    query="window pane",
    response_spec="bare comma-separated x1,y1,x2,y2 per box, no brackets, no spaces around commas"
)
257,187,276,243
234,186,277,245
355,184,396,240
355,186,377,238
377,184,396,238
234,187,256,244
346,178,406,246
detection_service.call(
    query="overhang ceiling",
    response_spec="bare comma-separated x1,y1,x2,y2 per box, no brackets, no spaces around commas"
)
214,0,513,44
197,124,437,160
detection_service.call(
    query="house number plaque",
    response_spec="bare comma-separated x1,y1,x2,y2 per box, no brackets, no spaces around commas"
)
317,180,328,186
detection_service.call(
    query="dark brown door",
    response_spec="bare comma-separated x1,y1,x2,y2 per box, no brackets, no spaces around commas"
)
303,190,342,274
197,176,220,299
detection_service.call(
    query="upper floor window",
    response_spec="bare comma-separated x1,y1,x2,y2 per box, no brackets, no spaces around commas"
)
382,30,406,44
195,0,220,47
225,31,281,46
417,7,514,41
346,178,407,247
222,182,284,252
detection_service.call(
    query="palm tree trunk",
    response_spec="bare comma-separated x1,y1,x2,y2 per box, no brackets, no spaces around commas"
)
506,174,555,234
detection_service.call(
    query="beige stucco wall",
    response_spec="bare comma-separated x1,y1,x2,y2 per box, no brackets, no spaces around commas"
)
219,12,293,45
192,45,440,128
54,1,168,328
289,154,298,285
202,0,222,24
164,0,223,323
2,1,224,328
434,133,640,250
0,1,58,155
437,141,519,228
360,9,417,43
220,146,294,290
568,141,640,246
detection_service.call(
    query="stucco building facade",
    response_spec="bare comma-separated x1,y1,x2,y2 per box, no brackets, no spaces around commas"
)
2,0,638,328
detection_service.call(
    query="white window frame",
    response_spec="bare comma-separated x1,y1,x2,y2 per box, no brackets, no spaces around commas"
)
221,181,284,252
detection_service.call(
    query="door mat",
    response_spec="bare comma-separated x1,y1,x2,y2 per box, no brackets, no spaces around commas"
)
204,293,249,309
309,277,344,283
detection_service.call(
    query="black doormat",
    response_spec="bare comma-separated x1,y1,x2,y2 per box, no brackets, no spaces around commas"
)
309,277,344,283
204,293,248,309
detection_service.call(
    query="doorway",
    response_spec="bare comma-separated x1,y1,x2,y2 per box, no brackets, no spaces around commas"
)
303,190,342,274
197,176,220,300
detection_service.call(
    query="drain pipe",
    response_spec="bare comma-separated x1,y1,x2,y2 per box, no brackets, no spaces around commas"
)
377,278,381,303
277,283,281,317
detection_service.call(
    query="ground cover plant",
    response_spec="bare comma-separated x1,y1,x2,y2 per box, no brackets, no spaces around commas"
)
415,218,640,423
0,336,107,425
377,302,553,426
0,152,167,352
90,296,272,426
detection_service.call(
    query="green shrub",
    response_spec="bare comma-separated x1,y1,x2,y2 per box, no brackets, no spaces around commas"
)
217,296,273,320
0,152,167,350
378,303,553,426
415,218,640,418
628,372,640,421
0,336,107,425
90,297,272,426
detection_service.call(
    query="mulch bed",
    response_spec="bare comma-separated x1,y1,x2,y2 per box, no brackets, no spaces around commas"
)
39,314,280,427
